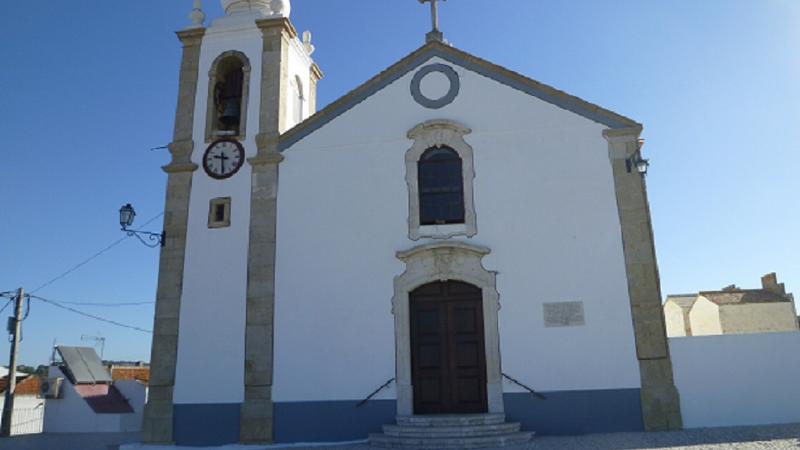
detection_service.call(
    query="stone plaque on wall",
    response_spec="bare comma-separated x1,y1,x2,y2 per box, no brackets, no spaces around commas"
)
543,301,585,327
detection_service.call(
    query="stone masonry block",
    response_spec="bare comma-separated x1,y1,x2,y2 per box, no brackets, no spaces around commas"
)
149,340,178,385
247,276,275,297
626,263,660,306
638,357,675,388
245,386,272,401
154,317,179,336
142,415,173,444
241,400,273,419
155,295,181,319
632,305,668,359
245,325,270,354
246,299,273,325
146,387,174,404
640,383,682,431
240,416,273,444
245,369,270,387
143,397,173,417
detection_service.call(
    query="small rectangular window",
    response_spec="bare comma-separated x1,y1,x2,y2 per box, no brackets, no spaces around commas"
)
208,197,231,228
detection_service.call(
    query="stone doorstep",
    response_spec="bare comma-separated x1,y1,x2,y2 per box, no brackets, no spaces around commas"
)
395,413,506,427
368,431,534,449
382,422,521,438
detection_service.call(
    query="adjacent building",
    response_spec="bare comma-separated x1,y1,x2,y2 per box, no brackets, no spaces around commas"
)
0,368,44,435
42,346,146,433
664,273,798,337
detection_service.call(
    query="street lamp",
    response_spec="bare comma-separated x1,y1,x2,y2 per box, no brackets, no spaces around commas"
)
119,203,164,248
633,153,649,175
626,152,650,176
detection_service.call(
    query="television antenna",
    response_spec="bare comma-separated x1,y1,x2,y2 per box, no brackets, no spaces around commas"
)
81,334,106,359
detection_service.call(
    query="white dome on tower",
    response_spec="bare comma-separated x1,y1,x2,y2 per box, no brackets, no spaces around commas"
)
270,0,291,17
220,0,290,17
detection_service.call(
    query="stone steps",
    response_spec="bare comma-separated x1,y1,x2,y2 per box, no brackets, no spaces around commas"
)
395,413,506,427
369,414,534,449
383,422,521,438
369,431,533,449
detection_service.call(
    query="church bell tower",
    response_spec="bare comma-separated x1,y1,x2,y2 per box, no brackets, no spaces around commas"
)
142,0,322,445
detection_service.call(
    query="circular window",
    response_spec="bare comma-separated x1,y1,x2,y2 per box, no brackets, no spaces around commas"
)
410,64,460,109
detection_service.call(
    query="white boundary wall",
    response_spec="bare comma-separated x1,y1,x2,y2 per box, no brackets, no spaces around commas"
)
670,332,800,428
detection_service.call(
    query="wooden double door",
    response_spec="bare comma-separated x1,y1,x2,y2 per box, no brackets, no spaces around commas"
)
410,281,488,414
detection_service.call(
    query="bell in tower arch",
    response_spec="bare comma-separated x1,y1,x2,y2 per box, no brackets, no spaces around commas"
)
214,66,244,131
219,98,241,128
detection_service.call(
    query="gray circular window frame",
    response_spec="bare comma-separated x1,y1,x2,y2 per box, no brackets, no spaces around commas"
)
410,64,460,109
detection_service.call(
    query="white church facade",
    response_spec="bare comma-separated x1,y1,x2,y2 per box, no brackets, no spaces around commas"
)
142,0,682,446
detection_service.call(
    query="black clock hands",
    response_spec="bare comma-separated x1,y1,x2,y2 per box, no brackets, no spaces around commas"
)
214,151,230,174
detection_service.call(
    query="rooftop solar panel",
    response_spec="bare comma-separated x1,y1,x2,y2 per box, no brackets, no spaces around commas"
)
57,345,112,384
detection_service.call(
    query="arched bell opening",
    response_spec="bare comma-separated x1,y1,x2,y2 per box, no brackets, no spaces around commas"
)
205,51,252,142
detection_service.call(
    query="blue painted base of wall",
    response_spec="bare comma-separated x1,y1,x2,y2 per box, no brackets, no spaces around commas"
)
172,389,642,446
174,403,240,447
274,399,396,443
504,388,644,435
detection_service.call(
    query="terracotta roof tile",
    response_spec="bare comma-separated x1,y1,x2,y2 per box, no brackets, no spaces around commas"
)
0,376,41,396
110,367,149,384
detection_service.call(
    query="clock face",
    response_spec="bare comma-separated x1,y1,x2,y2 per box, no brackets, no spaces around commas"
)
203,139,245,180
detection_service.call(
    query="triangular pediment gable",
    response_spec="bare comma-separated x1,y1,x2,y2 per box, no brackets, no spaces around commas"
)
279,41,640,151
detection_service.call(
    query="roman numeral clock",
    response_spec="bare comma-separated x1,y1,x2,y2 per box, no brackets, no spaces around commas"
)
202,138,245,179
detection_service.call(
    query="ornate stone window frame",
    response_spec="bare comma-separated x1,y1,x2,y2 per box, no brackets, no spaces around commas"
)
205,50,252,143
392,242,503,416
406,119,477,240
207,197,231,229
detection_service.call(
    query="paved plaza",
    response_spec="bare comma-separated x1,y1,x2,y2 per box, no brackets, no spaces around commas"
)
2,423,799,450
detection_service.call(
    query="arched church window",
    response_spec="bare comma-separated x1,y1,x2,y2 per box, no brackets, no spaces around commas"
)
418,147,465,225
205,51,251,142
406,120,476,240
292,75,305,124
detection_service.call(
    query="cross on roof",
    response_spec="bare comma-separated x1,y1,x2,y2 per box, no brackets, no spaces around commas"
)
419,0,446,43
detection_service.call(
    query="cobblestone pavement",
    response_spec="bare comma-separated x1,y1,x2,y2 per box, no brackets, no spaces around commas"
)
2,423,799,450
255,423,800,450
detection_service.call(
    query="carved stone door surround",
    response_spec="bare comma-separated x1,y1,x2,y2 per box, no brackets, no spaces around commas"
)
393,241,503,416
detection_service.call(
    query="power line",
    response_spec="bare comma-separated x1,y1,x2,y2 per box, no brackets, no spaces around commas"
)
0,299,12,315
29,237,128,294
29,212,164,294
29,295,152,334
54,300,155,307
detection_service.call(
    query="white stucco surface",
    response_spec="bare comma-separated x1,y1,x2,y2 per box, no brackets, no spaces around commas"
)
664,302,687,337
174,23,262,406
174,16,313,405
688,297,722,336
272,56,640,402
43,368,144,433
670,332,800,428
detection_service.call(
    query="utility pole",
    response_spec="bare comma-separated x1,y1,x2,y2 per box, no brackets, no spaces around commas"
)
1,288,24,437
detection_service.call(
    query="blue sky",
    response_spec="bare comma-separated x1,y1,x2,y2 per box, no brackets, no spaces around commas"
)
1,0,798,366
